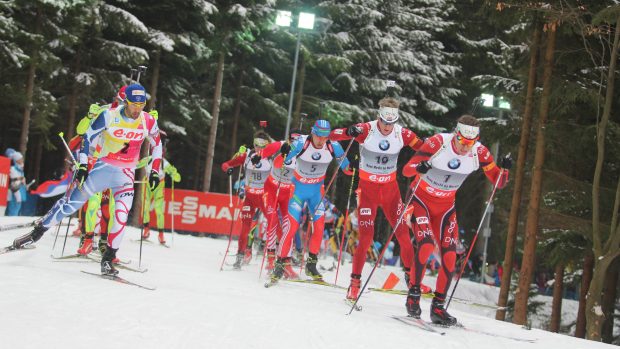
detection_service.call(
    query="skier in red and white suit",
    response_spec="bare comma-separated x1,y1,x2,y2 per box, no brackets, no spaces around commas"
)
402,114,511,326
221,131,272,269
251,131,301,272
330,97,424,300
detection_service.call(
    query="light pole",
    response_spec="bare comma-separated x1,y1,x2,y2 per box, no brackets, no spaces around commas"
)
276,10,315,140
478,93,511,284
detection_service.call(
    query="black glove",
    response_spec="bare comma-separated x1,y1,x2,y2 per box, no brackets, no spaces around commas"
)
149,170,160,190
416,161,432,174
499,154,512,169
75,164,88,187
226,168,234,176
348,155,359,169
280,142,291,156
251,154,261,165
346,125,362,137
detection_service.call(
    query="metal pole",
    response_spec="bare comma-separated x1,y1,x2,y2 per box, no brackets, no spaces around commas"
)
284,31,302,140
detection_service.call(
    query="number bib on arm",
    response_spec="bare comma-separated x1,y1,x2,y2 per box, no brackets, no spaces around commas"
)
421,133,480,196
244,151,272,189
270,156,296,184
359,120,404,183
295,136,333,182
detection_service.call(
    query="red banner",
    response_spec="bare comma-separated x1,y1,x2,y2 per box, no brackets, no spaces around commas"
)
0,156,9,210
149,189,243,235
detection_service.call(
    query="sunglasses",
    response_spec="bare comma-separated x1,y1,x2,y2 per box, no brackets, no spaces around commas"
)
455,132,478,146
126,100,146,108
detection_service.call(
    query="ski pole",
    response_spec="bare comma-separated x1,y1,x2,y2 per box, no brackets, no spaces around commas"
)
446,169,504,310
348,177,423,315
219,165,244,271
139,176,148,269
335,162,357,285
60,215,73,257
171,179,175,246
58,132,79,168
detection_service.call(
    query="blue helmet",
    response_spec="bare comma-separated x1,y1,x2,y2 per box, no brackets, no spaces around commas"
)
311,119,331,137
125,84,147,103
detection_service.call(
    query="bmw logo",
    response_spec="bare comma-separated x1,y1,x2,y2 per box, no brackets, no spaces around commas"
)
255,162,262,168
379,140,390,151
311,152,322,161
284,159,292,165
448,158,461,169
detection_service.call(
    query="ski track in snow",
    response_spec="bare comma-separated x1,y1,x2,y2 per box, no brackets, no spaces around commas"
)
0,216,612,349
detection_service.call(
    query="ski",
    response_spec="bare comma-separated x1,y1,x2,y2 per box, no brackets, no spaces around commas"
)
0,244,35,255
50,253,88,260
80,270,156,291
131,239,154,244
370,288,433,297
0,221,35,232
430,322,537,343
392,315,446,335
284,278,348,290
85,255,146,273
370,288,503,310
344,298,362,311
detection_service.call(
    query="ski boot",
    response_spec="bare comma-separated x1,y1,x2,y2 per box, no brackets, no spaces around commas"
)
13,223,48,249
406,285,422,318
429,293,457,326
98,238,108,254
158,230,166,244
270,257,286,282
142,224,150,239
232,253,244,270
282,258,299,279
305,253,323,280
266,249,276,272
346,273,362,300
291,249,303,266
101,247,119,276
77,233,94,255
243,249,252,265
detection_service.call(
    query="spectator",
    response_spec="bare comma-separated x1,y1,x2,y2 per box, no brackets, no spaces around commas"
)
7,151,27,216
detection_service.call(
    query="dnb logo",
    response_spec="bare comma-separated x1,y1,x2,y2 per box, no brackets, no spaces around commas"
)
311,152,322,161
379,140,390,151
448,158,461,169
416,216,429,225
359,208,372,216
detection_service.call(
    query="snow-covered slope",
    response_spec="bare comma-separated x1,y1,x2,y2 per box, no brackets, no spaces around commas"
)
0,216,611,349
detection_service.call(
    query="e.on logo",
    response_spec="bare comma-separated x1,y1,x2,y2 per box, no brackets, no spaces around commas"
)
110,127,145,141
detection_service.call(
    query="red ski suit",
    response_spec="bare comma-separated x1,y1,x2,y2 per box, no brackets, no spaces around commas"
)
221,149,271,254
330,121,423,275
259,141,295,251
402,133,509,295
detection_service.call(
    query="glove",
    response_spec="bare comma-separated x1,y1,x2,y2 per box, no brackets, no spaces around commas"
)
499,154,512,170
149,170,160,190
149,109,159,120
88,103,101,118
172,172,181,182
251,154,261,165
416,161,431,174
75,164,88,187
226,168,234,176
280,142,291,156
346,125,362,137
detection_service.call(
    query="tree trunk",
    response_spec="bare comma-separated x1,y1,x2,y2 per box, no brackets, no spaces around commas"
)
497,20,541,321
229,70,244,158
586,13,620,342
147,49,161,111
549,263,564,332
512,26,556,326
292,53,305,129
575,252,594,338
202,51,225,192
601,259,619,343
19,6,42,157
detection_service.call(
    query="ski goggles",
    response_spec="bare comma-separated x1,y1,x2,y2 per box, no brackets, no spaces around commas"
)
455,133,478,147
454,122,479,146
253,138,268,148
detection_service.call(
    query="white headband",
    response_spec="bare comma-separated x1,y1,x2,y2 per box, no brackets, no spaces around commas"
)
455,122,479,139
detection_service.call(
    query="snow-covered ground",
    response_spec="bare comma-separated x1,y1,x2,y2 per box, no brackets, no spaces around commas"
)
0,216,612,349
